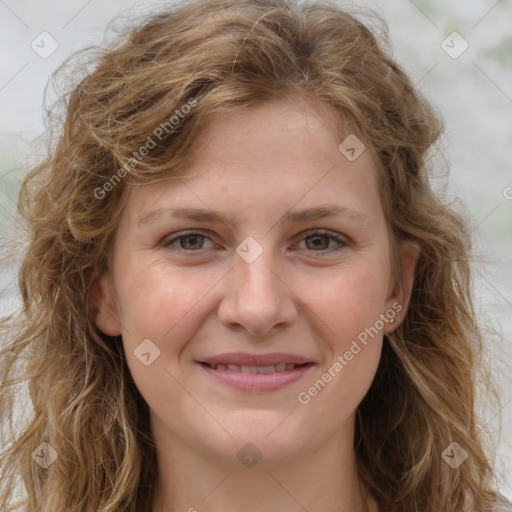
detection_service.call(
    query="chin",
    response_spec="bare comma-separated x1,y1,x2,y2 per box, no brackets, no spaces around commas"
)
201,411,312,468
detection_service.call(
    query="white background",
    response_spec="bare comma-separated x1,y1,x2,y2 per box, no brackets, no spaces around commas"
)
0,0,510,501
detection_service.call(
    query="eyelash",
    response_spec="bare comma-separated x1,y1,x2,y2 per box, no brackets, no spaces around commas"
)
161,229,348,255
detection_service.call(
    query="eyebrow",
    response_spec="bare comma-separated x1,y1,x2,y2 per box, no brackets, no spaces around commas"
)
138,204,371,228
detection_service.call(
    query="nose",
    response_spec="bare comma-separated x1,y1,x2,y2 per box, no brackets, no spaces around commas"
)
217,241,298,337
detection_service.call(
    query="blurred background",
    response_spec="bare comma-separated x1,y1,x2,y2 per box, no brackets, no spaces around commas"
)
0,0,510,500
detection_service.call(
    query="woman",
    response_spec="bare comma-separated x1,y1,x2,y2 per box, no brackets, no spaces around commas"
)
0,0,510,510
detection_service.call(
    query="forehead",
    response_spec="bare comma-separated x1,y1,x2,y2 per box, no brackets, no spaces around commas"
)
188,95,366,168
122,96,382,226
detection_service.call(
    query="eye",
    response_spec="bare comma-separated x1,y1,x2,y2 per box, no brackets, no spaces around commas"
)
162,231,215,252
294,229,348,253
161,229,347,255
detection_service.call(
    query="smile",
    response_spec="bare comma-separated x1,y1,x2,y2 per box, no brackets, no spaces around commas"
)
202,362,302,373
197,358,316,392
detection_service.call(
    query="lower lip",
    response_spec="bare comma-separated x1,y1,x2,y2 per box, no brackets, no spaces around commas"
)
197,363,315,392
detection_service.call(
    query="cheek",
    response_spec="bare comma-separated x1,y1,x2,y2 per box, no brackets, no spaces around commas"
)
303,259,391,342
116,260,210,334
293,254,390,399
114,263,216,410
293,264,387,424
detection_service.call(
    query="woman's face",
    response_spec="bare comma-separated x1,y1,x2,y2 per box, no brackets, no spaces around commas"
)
94,96,417,467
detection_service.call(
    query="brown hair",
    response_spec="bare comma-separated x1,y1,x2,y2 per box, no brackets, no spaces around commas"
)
0,0,505,510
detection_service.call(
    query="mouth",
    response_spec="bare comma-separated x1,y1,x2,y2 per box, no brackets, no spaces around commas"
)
196,353,316,392
199,361,313,373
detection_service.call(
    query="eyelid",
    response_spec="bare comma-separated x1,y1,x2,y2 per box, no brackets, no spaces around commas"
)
294,229,349,252
298,228,348,243
161,228,349,254
161,229,216,251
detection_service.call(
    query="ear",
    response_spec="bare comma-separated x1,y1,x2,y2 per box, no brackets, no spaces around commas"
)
384,240,420,334
90,272,122,336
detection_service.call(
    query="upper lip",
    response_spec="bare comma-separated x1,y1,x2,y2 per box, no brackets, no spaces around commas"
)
198,352,315,366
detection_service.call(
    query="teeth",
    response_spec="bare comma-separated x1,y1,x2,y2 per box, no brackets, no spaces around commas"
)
210,363,299,373
257,365,275,374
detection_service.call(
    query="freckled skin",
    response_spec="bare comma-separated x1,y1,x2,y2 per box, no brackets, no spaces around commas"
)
93,96,418,512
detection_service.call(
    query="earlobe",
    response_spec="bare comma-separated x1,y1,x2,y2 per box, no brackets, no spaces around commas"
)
91,272,122,336
384,240,421,333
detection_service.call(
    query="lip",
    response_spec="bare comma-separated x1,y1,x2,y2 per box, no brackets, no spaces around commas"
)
199,352,315,366
196,352,316,392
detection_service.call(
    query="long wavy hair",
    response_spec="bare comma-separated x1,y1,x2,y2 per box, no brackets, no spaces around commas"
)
0,0,506,510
